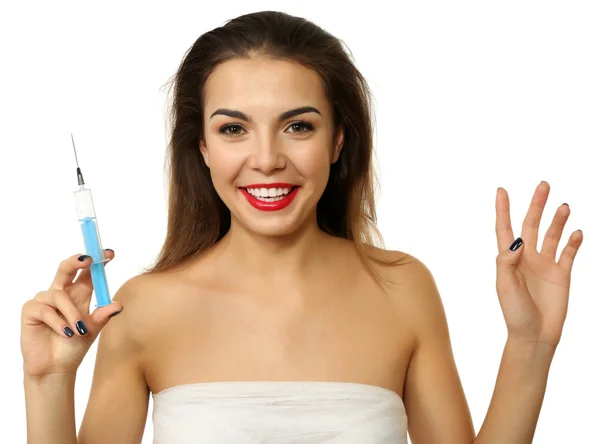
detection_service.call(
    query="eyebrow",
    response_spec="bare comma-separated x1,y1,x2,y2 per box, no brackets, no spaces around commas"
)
209,106,321,122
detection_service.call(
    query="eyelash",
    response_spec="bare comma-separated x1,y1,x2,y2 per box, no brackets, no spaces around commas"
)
218,121,314,136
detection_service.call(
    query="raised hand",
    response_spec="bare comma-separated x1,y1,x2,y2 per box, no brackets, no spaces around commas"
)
494,181,583,347
21,251,123,379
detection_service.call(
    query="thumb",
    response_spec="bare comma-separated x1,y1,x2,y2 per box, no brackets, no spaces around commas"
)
496,237,524,292
89,301,124,331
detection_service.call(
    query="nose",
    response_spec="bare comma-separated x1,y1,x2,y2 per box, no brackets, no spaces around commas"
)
248,134,286,174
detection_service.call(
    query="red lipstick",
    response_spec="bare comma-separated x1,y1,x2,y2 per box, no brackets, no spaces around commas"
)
240,183,299,211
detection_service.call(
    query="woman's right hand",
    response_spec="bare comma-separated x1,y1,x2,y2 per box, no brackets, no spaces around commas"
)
20,251,124,379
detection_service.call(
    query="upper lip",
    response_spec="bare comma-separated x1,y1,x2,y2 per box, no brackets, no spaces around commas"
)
241,183,297,188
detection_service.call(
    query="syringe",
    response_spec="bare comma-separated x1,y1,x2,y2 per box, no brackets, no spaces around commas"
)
71,134,112,307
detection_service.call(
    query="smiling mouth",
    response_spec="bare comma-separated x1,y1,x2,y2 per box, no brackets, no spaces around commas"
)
239,184,300,211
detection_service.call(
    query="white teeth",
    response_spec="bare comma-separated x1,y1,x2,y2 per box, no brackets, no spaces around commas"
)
246,186,292,198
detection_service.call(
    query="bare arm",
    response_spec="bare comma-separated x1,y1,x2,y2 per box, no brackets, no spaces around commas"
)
474,339,555,443
78,281,150,443
24,373,78,444
25,356,148,444
399,258,476,443
400,257,557,443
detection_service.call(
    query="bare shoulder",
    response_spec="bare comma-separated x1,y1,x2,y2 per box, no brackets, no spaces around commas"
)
364,245,448,337
365,245,441,302
109,272,160,324
106,270,184,345
365,245,430,279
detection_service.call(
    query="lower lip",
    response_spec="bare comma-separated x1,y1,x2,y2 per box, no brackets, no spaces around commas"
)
240,187,300,211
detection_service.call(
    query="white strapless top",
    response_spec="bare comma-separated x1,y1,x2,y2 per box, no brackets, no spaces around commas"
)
152,381,408,443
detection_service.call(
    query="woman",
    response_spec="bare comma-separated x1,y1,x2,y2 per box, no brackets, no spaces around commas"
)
21,11,583,444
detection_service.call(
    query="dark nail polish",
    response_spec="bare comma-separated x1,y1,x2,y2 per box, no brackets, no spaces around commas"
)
63,326,75,337
105,248,114,253
76,320,88,335
509,237,523,251
109,310,122,318
78,255,90,262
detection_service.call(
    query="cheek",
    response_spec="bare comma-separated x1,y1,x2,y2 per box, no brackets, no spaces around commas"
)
293,145,332,186
205,147,245,187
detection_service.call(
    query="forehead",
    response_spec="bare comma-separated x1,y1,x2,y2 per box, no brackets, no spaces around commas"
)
203,57,330,115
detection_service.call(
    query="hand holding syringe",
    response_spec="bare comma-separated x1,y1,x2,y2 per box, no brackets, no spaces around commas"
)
19,134,122,384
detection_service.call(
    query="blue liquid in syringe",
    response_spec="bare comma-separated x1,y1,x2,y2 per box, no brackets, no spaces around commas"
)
80,217,111,307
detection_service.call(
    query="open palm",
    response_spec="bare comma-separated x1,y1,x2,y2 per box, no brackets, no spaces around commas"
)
495,181,583,347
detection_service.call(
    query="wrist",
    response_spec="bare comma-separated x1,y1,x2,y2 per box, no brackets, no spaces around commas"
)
505,335,557,364
24,371,76,388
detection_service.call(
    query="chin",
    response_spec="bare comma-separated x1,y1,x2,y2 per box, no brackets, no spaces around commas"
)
236,212,310,238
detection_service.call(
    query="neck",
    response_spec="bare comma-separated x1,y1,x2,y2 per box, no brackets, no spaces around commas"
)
215,213,331,281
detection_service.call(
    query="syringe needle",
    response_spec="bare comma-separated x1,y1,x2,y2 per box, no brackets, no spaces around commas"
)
71,133,80,167
71,133,85,186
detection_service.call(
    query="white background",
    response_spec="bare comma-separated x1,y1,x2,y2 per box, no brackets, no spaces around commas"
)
2,1,598,442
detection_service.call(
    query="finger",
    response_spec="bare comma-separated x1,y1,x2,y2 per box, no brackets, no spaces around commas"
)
70,267,92,298
495,237,525,294
22,299,77,338
521,181,550,251
495,187,515,253
540,203,570,260
39,289,90,337
71,249,116,300
89,302,124,331
558,230,584,273
50,254,93,291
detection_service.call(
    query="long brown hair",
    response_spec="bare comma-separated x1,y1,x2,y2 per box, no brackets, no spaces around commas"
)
145,11,406,286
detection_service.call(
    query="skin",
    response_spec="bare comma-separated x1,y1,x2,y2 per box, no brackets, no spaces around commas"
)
22,56,583,444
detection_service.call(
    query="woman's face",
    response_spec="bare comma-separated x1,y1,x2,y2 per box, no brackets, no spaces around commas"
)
201,56,344,237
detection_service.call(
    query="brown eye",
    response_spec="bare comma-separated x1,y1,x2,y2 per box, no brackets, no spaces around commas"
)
287,121,314,133
219,124,246,135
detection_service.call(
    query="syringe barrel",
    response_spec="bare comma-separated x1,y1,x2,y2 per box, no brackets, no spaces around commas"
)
73,187,107,265
74,187,96,220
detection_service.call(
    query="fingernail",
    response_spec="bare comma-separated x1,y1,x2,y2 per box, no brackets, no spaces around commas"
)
510,237,523,251
562,203,569,207
75,320,88,335
104,248,114,253
109,310,122,318
63,326,75,337
78,255,90,262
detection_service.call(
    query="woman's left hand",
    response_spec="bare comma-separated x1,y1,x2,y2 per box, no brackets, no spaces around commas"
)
494,181,583,347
